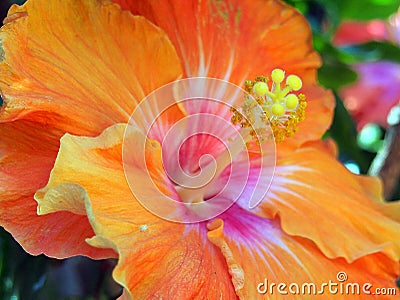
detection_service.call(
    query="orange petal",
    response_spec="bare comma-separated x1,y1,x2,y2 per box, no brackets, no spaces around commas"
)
114,0,334,145
89,223,237,299
116,0,318,81
253,142,400,262
208,207,399,299
36,123,236,297
302,138,339,158
0,0,182,135
0,120,114,258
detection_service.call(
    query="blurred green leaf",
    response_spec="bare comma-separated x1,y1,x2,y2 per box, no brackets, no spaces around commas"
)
285,0,399,37
283,0,309,14
313,34,359,90
318,64,358,90
336,0,399,21
343,42,400,63
314,34,359,63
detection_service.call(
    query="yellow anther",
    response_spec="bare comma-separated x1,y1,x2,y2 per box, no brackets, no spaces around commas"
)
286,75,302,91
271,68,285,83
285,94,299,110
271,103,285,116
233,70,307,144
253,81,268,96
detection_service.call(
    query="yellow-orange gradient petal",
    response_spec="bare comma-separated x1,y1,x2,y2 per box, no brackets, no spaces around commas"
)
254,142,400,262
114,0,334,147
0,0,182,135
34,124,130,217
37,123,236,298
209,207,399,299
0,120,114,258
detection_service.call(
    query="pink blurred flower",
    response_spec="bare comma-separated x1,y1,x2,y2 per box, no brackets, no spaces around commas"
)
333,20,388,46
340,61,400,130
335,9,400,129
334,9,400,46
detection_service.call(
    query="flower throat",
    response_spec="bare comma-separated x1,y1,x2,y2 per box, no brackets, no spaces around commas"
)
176,69,306,205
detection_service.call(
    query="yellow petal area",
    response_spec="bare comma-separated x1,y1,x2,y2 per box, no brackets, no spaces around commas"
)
34,124,130,216
208,207,399,299
0,0,182,135
254,141,400,262
0,120,115,258
35,182,88,215
36,124,236,298
115,0,334,148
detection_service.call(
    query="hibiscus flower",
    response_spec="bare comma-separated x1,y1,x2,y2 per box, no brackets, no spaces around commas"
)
1,0,400,299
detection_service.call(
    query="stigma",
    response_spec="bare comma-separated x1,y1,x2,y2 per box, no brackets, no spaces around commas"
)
231,68,307,143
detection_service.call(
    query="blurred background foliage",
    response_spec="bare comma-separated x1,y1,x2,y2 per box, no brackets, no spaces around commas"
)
286,0,400,186
1,0,400,299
